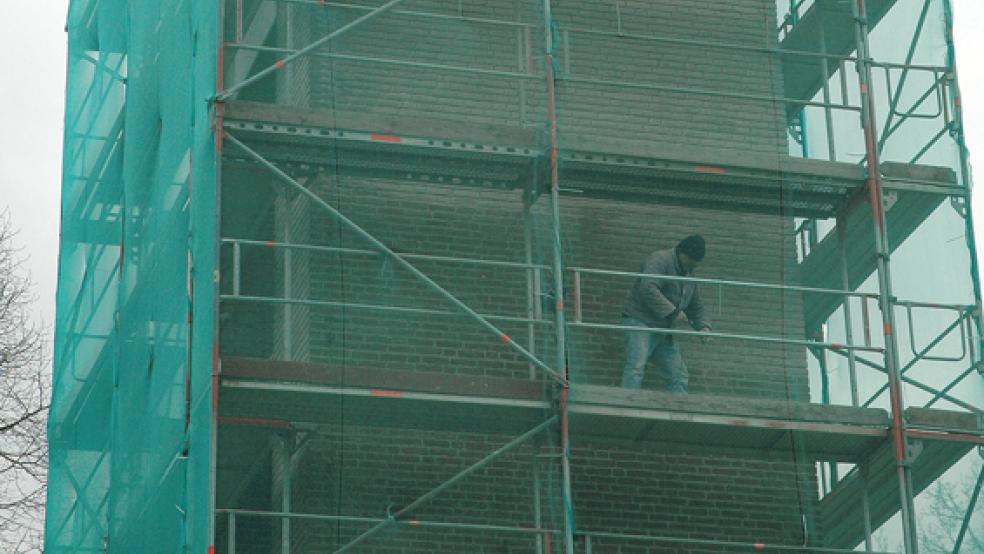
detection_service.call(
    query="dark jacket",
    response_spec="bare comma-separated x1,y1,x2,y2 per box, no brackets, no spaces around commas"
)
621,248,711,330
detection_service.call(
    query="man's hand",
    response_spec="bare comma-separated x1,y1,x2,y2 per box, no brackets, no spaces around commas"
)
674,312,689,327
698,325,712,344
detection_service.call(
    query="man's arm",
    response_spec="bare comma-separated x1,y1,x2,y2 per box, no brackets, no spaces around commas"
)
638,253,678,320
684,285,711,331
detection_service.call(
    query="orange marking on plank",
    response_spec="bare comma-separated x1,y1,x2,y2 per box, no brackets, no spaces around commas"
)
370,389,402,397
264,240,275,247
884,323,893,335
694,165,726,174
369,133,402,143
830,342,843,350
754,544,765,551
500,334,512,344
275,59,286,69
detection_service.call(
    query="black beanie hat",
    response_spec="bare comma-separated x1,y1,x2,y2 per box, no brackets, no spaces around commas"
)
676,234,706,261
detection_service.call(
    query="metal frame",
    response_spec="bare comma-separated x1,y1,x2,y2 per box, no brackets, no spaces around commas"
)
202,1,984,553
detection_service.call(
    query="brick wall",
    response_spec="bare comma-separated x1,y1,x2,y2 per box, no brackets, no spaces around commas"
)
276,178,807,401
300,1,540,127
277,1,313,110
235,425,818,553
281,0,785,157
220,177,820,551
273,190,313,362
217,0,827,551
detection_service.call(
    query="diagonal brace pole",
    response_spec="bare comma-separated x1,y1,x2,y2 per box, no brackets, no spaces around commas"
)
215,0,410,101
855,313,979,411
333,416,558,553
223,132,563,383
830,346,981,414
876,0,932,153
951,462,984,553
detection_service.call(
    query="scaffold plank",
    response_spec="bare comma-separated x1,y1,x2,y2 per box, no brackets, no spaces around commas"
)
221,101,958,219
219,357,916,462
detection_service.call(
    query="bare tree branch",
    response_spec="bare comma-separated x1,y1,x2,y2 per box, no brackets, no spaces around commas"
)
919,458,984,554
0,210,49,554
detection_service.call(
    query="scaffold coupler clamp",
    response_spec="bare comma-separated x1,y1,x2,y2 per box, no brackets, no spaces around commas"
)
947,120,962,138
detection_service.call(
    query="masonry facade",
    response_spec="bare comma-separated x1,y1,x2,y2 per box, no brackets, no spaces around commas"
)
218,0,823,551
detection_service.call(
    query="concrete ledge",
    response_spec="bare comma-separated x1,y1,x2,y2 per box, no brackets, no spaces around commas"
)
906,406,982,434
570,384,890,427
219,357,901,460
222,357,545,400
224,100,540,147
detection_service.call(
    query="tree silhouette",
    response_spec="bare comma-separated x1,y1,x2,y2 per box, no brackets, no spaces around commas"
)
0,211,48,553
919,457,984,554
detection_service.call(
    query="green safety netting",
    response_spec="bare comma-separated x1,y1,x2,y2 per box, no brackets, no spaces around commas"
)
48,0,983,553
47,0,217,552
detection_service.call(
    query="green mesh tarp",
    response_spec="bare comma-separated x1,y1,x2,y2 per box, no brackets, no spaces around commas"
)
47,1,217,552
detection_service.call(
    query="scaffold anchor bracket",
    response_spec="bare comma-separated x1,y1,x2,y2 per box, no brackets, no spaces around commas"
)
905,440,924,465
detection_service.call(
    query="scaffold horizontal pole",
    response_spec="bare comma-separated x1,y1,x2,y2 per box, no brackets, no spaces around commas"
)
571,321,883,353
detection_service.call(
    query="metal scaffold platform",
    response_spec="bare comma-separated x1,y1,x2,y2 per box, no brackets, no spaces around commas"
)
219,357,981,459
223,100,961,220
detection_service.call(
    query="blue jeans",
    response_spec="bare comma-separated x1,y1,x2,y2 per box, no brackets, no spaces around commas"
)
621,317,688,392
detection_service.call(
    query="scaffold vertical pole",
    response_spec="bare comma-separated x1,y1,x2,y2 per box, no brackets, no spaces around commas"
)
281,190,294,360
852,1,919,551
279,432,293,554
860,462,874,551
542,1,575,552
817,10,837,161
228,512,237,554
837,218,860,407
209,2,226,546
533,440,545,554
524,191,539,381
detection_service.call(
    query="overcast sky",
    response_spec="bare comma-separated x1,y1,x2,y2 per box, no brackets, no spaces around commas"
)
0,1,982,333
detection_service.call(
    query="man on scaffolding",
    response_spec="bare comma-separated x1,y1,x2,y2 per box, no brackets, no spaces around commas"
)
620,234,711,392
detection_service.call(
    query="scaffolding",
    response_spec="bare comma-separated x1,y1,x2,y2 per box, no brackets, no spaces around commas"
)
48,0,984,553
